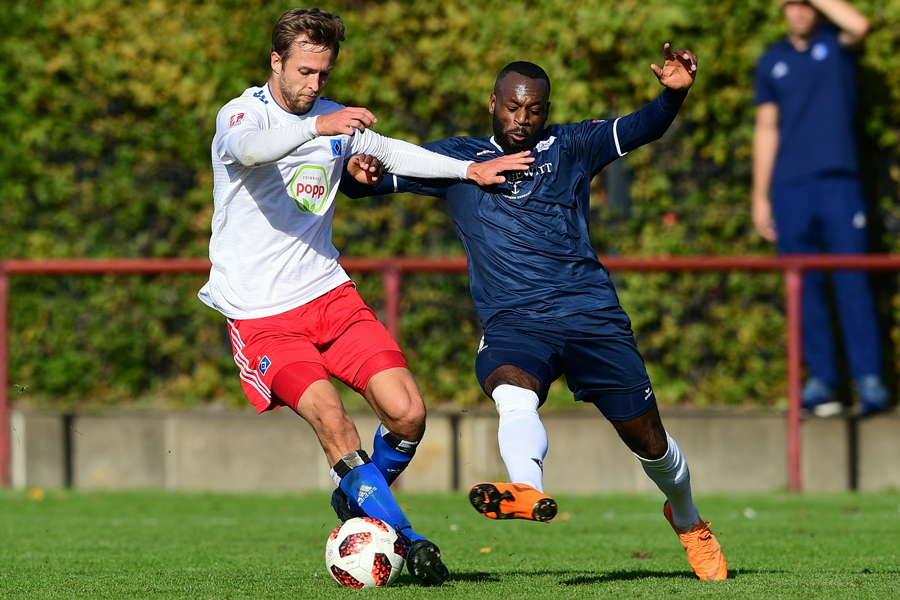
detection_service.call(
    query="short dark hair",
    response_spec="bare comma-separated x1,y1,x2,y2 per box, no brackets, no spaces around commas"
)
272,8,345,62
495,61,551,93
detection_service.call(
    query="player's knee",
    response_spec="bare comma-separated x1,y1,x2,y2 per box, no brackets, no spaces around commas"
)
375,377,426,440
629,425,669,460
484,366,541,397
366,368,426,440
642,437,669,461
382,401,426,441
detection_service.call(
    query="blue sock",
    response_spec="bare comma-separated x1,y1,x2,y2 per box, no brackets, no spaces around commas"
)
371,424,418,485
334,452,424,544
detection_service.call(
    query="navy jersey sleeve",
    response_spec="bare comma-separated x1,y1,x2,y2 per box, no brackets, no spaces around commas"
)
339,139,456,199
754,48,779,105
568,87,687,174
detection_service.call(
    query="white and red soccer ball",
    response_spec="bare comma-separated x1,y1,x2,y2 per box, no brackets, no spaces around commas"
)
324,517,406,588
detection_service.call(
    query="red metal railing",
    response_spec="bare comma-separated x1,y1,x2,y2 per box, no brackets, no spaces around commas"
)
2,254,899,491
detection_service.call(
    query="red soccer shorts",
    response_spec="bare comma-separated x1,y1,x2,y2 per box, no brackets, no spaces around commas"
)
227,282,408,413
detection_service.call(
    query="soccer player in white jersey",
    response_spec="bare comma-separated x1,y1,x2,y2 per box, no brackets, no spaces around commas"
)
197,8,532,586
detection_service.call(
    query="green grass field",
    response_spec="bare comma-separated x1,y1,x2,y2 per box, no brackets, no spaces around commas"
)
1,489,898,599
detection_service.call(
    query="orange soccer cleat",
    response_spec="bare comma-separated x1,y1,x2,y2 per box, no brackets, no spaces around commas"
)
664,501,728,581
468,482,557,522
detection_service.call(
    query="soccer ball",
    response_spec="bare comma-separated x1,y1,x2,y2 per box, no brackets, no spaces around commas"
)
324,517,406,588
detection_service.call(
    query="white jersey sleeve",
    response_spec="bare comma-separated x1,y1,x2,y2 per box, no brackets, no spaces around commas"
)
200,86,353,320
348,128,472,180
216,97,321,167
199,84,473,322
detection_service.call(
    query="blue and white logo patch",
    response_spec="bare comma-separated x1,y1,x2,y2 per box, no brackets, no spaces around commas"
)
771,61,789,79
259,355,271,376
330,139,342,157
811,42,829,62
535,136,557,153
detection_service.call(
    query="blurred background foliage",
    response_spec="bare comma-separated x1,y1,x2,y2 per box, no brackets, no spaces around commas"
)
2,0,899,410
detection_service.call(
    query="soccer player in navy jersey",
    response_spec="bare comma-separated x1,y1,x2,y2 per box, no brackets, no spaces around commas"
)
752,0,887,417
339,43,727,581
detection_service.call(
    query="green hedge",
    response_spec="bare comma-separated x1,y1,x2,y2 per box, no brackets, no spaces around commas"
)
3,0,899,409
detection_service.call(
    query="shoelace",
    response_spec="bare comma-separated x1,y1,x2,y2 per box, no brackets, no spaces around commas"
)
683,523,721,561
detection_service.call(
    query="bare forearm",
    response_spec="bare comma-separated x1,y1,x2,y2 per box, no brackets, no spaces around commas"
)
808,0,869,43
752,104,779,241
752,130,778,200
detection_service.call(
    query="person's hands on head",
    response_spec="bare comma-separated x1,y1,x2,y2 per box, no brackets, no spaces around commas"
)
347,154,384,185
467,151,535,186
651,43,698,90
316,106,378,136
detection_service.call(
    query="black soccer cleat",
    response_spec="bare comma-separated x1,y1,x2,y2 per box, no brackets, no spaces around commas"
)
404,539,450,586
330,488,362,522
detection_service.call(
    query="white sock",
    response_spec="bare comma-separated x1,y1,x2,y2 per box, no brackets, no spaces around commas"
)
635,432,700,531
493,384,547,491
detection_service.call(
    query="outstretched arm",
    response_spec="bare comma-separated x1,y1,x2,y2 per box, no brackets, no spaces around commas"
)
350,129,532,186
602,44,697,158
340,151,452,200
222,105,376,168
341,149,535,200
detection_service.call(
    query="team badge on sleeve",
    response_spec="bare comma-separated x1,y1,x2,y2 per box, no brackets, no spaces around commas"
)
591,119,605,124
331,139,342,157
229,113,245,128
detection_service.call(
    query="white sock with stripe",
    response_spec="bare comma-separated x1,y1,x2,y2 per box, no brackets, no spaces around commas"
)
634,431,700,531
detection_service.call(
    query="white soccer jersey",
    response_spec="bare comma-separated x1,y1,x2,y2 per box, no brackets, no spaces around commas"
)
198,84,470,320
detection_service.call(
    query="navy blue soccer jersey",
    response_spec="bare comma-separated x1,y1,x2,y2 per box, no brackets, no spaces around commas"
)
754,26,859,186
341,88,687,329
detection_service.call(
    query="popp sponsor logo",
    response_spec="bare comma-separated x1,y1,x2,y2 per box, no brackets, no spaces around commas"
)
289,165,329,213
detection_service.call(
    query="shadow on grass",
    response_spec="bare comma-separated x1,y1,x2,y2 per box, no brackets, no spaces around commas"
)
563,567,758,584
393,572,502,587
394,567,755,587
562,570,701,585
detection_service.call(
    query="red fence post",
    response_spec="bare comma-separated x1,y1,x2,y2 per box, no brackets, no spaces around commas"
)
383,262,402,343
0,263,9,487
785,265,803,493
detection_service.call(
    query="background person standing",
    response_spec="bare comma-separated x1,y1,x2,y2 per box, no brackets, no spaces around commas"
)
751,0,888,416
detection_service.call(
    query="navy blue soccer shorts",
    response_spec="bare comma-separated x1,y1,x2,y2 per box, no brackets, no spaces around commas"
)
474,306,656,422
